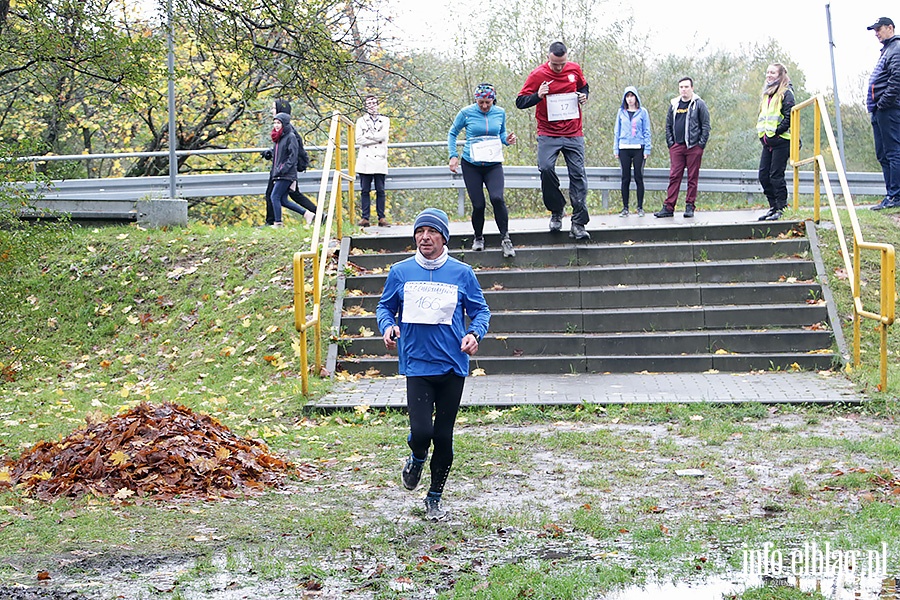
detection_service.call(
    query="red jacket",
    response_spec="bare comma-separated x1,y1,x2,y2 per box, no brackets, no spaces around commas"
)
516,61,588,137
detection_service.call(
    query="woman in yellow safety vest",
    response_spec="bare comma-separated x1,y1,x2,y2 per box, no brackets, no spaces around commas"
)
756,63,795,221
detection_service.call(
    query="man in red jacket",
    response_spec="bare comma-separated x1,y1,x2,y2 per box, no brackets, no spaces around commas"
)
517,41,591,240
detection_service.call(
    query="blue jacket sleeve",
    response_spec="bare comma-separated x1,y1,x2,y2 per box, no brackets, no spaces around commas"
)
376,267,402,335
613,111,621,154
462,268,490,338
642,109,652,154
448,110,466,159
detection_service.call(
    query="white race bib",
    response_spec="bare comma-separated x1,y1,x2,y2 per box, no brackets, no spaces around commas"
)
546,93,580,122
470,136,504,162
402,281,458,325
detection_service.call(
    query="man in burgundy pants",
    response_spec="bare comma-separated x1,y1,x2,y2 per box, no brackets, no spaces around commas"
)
656,77,711,218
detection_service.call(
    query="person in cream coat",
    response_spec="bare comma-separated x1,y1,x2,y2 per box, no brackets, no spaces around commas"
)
355,95,390,227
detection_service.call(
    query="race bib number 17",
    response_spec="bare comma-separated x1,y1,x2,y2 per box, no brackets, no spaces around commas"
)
402,281,459,325
546,93,580,122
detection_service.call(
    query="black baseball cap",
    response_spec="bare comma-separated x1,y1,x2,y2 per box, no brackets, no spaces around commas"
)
868,17,894,30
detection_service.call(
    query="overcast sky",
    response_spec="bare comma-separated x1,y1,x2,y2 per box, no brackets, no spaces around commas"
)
388,0,899,105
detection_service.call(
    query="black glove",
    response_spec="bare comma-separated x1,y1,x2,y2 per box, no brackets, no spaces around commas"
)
261,149,273,160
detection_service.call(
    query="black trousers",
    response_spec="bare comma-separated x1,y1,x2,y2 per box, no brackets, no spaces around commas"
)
406,372,465,495
618,148,645,210
758,138,790,210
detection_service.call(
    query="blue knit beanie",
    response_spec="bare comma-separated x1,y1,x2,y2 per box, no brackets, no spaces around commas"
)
413,208,450,242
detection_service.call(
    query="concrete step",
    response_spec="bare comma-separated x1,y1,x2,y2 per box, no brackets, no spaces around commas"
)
337,352,836,376
343,328,833,357
346,237,810,273
340,304,829,336
348,220,806,253
341,282,824,313
344,259,817,294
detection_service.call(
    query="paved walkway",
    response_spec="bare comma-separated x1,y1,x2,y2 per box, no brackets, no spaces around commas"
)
361,207,784,238
311,371,862,409
311,210,863,411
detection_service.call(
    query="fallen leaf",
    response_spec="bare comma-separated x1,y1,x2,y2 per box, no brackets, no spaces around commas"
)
114,488,135,500
109,451,130,467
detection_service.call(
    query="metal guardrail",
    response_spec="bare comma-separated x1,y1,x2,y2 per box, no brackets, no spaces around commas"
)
791,94,895,392
16,167,889,222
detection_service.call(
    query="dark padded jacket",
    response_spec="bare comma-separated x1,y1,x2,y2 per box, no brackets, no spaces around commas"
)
868,36,900,113
270,112,299,181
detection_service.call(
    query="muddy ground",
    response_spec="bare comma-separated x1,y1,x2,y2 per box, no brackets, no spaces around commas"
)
2,412,898,599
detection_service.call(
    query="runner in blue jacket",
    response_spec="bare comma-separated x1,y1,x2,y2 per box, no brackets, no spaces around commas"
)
376,208,490,521
448,83,518,257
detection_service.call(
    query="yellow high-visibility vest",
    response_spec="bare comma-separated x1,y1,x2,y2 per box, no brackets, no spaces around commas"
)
757,93,791,139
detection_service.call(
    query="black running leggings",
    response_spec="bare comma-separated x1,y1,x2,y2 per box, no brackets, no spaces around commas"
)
460,158,509,238
406,372,465,495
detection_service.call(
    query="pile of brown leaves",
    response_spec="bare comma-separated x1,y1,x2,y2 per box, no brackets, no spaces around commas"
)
1,402,314,501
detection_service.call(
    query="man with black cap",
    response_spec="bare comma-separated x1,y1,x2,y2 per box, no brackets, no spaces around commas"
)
376,208,491,521
867,17,900,210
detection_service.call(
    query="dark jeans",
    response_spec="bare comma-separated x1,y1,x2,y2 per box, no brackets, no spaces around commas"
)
460,158,509,237
536,135,590,225
758,137,790,210
270,179,310,223
406,372,465,496
359,173,386,220
618,148,646,210
265,177,317,225
871,107,900,199
665,143,704,211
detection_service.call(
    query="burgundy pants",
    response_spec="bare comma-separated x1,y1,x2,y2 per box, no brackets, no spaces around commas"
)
665,143,704,211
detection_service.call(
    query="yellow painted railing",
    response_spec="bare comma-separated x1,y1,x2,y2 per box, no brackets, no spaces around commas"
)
791,94,896,391
293,111,356,396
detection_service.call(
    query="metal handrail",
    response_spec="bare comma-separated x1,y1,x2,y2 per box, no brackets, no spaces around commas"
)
293,111,356,396
791,94,896,391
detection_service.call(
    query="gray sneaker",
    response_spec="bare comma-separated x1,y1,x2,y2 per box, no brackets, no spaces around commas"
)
619,208,629,217
549,213,563,232
401,456,424,491
424,495,448,521
501,236,516,258
569,222,591,240
472,237,485,251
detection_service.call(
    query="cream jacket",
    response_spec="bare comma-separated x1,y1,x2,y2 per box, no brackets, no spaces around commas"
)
355,114,390,174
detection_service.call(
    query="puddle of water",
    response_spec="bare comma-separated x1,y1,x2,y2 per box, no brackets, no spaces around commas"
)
602,573,899,600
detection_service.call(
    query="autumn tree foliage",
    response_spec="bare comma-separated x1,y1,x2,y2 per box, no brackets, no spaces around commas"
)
0,0,398,179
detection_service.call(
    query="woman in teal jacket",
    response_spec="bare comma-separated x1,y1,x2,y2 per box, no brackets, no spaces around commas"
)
613,86,652,216
448,83,518,257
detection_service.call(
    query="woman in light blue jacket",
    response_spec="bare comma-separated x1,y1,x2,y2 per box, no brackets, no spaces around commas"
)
448,83,518,257
613,86,652,216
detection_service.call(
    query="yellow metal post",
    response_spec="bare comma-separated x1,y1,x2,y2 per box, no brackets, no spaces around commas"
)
789,95,896,391
293,251,310,397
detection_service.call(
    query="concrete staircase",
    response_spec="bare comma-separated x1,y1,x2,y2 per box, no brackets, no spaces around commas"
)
331,220,838,376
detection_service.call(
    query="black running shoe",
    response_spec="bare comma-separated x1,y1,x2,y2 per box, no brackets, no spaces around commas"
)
401,456,424,491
